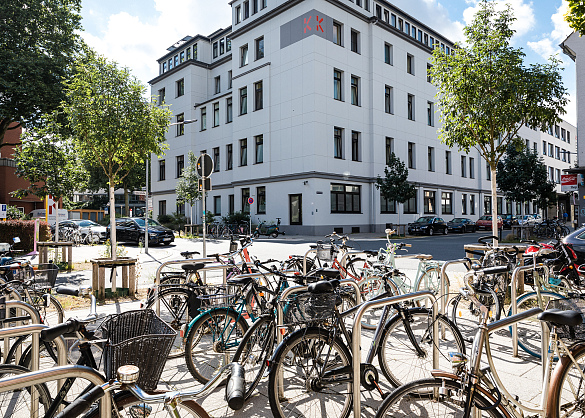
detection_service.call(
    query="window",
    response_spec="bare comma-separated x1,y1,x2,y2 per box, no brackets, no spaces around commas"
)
226,144,233,170
350,29,360,53
255,37,264,60
257,186,266,214
411,25,416,38
255,135,263,163
407,94,415,120
186,48,191,60
227,38,231,51
174,55,178,67
469,157,475,179
193,44,198,60
253,0,258,14
176,155,184,178
176,78,184,97
351,131,360,161
168,58,172,70
462,193,467,215
229,194,235,214
427,64,432,83
470,194,475,215
158,88,165,105
461,155,467,177
333,21,342,46
506,200,512,214
567,131,571,143
240,139,247,166
533,142,538,154
404,194,417,214
418,29,422,42
562,149,567,162
424,190,436,214
548,143,553,157
215,76,221,94
243,0,249,19
427,101,434,126
441,192,453,214
334,69,343,101
351,75,359,106
331,184,361,213
334,127,343,159
220,38,225,54
484,196,492,215
497,197,503,215
385,137,394,165
384,85,393,114
427,146,435,172
543,141,547,155
226,97,233,123
240,87,247,115
200,107,206,130
556,168,561,184
162,62,167,73
445,151,452,174
424,33,428,46
561,128,566,141
381,194,396,213
228,71,233,89
384,9,389,23
213,42,218,58
240,44,248,67
261,0,267,9
159,160,166,181
213,102,219,127
486,162,491,180
384,43,393,65
176,201,185,215
391,13,396,27
213,147,220,172
408,142,415,169
159,200,166,216
213,196,221,216
555,146,560,160
555,125,560,138
254,81,263,110
236,5,241,23
242,188,250,214
176,113,184,136
405,22,410,35
406,54,414,75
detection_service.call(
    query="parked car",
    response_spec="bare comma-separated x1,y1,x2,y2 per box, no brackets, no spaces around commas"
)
107,217,175,246
518,214,542,225
53,220,108,242
476,215,503,230
447,218,477,233
503,215,518,229
563,226,585,265
408,216,448,236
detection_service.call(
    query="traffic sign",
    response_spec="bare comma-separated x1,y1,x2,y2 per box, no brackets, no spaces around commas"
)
196,154,213,177
247,197,254,205
198,178,212,191
0,204,6,219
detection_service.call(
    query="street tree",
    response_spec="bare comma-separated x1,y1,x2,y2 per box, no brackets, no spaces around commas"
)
429,0,567,241
375,152,416,234
566,0,585,35
176,151,202,225
0,0,83,147
64,50,171,258
496,145,557,216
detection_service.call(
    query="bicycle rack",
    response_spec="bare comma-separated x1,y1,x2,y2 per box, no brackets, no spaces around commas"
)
302,248,318,275
0,365,109,418
439,259,472,317
352,290,438,418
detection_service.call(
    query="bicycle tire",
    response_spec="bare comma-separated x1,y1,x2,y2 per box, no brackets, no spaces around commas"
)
84,389,210,418
374,377,504,418
184,307,249,384
344,257,366,281
0,364,52,418
451,286,500,342
230,315,276,400
414,266,443,308
27,290,65,327
507,291,565,359
547,343,585,418
144,286,199,358
378,308,466,387
268,327,353,418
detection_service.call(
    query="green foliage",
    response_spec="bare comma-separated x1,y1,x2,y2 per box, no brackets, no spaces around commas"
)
222,211,250,225
0,0,83,146
176,151,202,207
12,112,88,201
375,153,416,204
158,212,188,231
566,1,585,35
0,220,51,252
6,206,24,220
157,214,173,224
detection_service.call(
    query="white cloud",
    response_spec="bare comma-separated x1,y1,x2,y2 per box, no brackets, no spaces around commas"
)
528,1,572,62
391,0,465,42
462,0,536,39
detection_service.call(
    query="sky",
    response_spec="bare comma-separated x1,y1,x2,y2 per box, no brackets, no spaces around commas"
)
80,0,577,125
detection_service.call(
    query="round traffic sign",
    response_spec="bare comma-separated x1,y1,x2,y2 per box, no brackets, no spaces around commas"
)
248,197,254,205
196,153,214,177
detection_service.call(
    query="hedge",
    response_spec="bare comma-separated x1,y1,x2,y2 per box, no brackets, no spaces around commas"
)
0,220,51,253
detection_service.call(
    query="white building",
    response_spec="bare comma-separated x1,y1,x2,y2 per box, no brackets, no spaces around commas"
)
149,0,576,234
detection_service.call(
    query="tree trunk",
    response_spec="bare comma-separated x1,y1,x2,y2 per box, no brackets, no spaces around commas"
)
109,184,117,260
124,184,129,217
491,167,499,246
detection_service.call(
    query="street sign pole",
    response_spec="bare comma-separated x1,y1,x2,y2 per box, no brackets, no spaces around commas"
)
201,152,207,264
145,158,149,254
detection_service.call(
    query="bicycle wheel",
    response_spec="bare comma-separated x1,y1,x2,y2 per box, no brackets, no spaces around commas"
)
548,343,585,418
358,275,398,330
507,291,565,359
268,327,353,418
184,307,249,384
344,257,367,281
231,315,276,399
0,364,52,418
451,287,500,342
415,266,442,294
374,377,503,417
378,308,465,387
26,290,65,326
144,286,198,358
85,389,209,418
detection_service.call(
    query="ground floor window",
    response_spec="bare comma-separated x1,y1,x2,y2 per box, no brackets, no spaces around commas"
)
330,183,361,213
404,194,417,214
424,190,436,214
381,194,396,213
441,192,452,214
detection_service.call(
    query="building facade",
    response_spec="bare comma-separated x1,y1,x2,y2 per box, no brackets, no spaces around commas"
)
149,0,576,234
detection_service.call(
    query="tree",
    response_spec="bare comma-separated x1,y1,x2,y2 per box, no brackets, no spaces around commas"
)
64,50,171,258
496,145,557,216
176,151,202,225
566,0,585,35
0,0,83,147
375,152,416,234
429,0,567,241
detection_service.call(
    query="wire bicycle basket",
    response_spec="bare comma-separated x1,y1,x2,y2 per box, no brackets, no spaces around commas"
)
281,290,339,325
316,244,338,263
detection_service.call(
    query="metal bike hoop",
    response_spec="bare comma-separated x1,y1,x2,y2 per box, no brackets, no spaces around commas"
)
439,259,472,317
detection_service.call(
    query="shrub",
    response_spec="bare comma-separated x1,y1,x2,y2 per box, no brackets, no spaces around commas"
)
157,214,173,224
0,220,51,252
222,211,250,225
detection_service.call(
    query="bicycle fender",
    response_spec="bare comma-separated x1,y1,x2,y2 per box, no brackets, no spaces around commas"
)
185,307,242,334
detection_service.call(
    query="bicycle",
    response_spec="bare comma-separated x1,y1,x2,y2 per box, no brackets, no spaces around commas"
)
374,277,585,418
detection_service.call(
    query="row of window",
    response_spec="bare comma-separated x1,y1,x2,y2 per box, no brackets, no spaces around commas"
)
548,166,563,184
542,140,572,163
235,0,267,24
161,43,200,74
212,36,232,60
546,124,571,143
239,36,264,67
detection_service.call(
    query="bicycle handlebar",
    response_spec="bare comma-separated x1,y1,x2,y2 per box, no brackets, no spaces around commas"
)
54,385,105,418
41,318,82,342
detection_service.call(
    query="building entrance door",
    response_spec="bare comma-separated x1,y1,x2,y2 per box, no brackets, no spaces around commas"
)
289,194,302,225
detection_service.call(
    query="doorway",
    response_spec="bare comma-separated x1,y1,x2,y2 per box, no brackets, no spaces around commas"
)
289,194,302,225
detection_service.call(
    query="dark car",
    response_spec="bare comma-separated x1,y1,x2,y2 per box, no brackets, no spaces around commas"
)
503,215,518,229
408,216,448,236
563,226,585,265
447,218,477,233
107,217,175,246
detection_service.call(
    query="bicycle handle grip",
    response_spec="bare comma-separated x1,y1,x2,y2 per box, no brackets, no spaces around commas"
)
41,318,81,342
55,286,80,296
226,363,246,410
54,385,105,418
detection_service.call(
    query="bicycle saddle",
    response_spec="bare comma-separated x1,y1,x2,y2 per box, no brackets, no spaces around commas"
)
311,268,341,279
182,263,206,273
227,276,255,286
538,309,583,327
308,279,340,294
